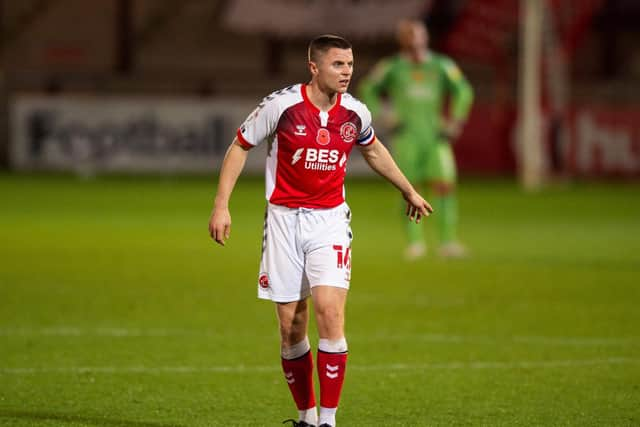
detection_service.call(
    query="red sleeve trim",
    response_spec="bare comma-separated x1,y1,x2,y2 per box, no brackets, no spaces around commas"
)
236,128,254,150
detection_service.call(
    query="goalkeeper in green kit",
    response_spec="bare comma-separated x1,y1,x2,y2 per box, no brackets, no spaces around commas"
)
359,19,474,259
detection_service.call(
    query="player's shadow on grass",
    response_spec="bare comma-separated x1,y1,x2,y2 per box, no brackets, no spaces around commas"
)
0,410,184,427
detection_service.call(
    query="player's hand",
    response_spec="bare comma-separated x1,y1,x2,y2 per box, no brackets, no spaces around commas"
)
440,118,462,141
403,191,433,224
209,207,231,246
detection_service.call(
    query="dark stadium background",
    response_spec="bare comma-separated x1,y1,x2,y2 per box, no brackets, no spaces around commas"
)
2,0,639,178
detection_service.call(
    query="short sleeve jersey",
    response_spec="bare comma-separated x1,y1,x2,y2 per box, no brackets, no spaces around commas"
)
236,84,376,209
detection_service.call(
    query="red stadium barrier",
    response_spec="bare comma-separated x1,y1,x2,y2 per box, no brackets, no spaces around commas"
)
454,102,517,175
566,106,640,176
453,103,640,177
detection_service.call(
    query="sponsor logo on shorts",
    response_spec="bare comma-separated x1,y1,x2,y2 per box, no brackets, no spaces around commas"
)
340,122,357,143
258,273,270,289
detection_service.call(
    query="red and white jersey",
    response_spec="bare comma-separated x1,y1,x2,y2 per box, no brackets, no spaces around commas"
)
236,83,375,208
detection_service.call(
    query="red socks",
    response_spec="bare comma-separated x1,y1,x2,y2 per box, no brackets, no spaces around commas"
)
281,338,348,423
317,350,348,408
281,350,316,410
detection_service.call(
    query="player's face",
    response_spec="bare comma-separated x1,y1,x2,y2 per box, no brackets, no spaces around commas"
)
399,23,428,51
311,48,354,94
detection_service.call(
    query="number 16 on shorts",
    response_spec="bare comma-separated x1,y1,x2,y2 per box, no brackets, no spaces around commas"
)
333,245,351,270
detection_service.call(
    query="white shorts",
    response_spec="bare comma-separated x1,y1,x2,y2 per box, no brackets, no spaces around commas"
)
257,202,353,303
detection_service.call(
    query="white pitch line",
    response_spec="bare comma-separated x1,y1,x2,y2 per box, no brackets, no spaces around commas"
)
0,328,638,347
0,365,277,375
369,334,640,347
355,357,640,371
511,336,640,346
0,327,225,338
1,358,638,375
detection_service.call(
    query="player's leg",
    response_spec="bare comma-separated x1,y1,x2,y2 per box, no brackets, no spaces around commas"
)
259,204,317,425
392,133,426,259
277,299,318,426
426,142,466,257
311,286,348,427
304,203,352,426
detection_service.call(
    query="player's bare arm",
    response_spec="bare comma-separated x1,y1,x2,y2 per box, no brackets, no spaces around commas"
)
359,137,433,223
209,138,250,246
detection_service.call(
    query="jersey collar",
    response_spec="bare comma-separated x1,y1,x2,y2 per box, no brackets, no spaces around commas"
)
301,84,342,116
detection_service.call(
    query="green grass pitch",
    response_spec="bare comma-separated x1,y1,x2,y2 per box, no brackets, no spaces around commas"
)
0,173,639,426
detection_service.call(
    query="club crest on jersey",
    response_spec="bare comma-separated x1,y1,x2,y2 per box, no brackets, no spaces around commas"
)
340,122,357,143
316,128,331,146
258,273,270,289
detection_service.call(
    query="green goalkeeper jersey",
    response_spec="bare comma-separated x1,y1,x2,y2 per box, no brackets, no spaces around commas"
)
359,52,473,141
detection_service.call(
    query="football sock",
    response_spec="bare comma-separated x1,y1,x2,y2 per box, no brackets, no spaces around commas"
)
299,407,318,425
318,406,337,427
317,338,348,426
435,193,458,244
281,337,311,360
281,337,317,424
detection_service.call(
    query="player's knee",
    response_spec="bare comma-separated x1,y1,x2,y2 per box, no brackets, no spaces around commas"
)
315,304,343,328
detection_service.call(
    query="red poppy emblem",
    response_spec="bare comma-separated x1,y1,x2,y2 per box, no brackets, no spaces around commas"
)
316,128,331,146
